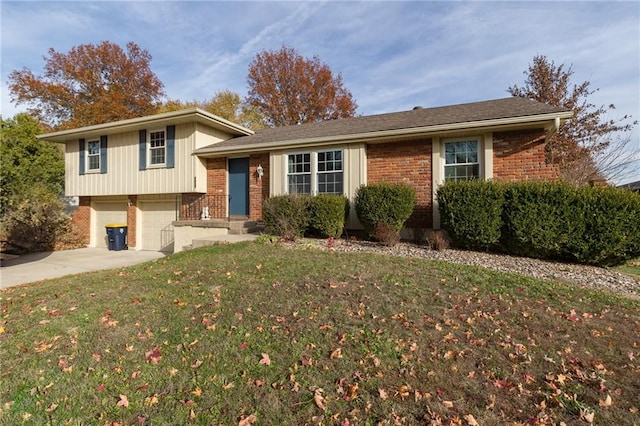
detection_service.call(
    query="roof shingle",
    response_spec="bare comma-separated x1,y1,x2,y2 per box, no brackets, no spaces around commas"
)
196,97,569,153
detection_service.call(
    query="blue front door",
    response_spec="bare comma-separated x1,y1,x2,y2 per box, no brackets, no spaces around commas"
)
228,158,250,216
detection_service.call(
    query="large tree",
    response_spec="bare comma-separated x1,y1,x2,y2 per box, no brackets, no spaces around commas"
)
246,46,358,127
159,90,266,130
0,113,64,216
9,41,165,130
508,55,636,185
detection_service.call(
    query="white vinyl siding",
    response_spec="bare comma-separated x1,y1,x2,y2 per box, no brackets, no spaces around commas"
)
64,123,210,196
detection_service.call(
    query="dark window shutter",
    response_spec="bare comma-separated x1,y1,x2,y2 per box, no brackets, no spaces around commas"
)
166,125,175,169
79,138,85,175
139,129,147,170
100,135,108,174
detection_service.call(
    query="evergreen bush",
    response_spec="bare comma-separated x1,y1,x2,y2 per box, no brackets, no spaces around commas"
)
354,183,416,238
437,180,505,250
308,194,349,238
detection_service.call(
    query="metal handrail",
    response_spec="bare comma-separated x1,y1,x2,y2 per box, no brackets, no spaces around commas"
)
177,194,228,220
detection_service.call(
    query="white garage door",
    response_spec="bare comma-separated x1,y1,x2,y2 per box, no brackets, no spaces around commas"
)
140,200,176,252
93,202,128,248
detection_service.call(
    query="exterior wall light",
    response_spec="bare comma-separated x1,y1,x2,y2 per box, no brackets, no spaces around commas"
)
256,164,264,178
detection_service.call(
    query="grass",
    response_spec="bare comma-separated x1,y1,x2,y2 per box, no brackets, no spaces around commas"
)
616,257,640,279
1,242,639,425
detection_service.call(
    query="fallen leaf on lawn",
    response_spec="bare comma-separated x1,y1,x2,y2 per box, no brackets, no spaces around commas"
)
442,400,454,408
313,388,326,410
239,341,248,350
117,394,129,407
189,409,196,420
145,347,162,364
96,384,106,392
179,399,196,407
464,414,479,425
223,382,235,390
191,359,203,369
378,388,388,400
581,409,595,423
131,370,141,379
599,394,612,407
45,403,58,413
259,353,271,366
192,387,202,397
145,394,159,407
330,347,343,359
239,414,257,426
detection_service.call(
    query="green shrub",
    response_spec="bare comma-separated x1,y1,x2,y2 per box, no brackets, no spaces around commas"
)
437,180,505,250
354,182,417,238
439,180,640,266
262,194,311,241
308,194,349,238
565,186,640,266
501,182,580,259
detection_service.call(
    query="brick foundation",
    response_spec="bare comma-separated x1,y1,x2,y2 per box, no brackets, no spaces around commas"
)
366,139,433,228
72,196,91,245
127,195,137,248
493,129,560,182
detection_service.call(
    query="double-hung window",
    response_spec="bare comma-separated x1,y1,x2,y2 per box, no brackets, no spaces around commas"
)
149,130,166,166
288,153,311,194
287,149,344,195
317,150,343,194
87,140,101,172
444,139,479,181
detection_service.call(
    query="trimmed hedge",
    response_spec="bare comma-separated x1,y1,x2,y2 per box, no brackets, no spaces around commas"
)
437,180,505,251
263,194,349,240
308,195,350,238
354,182,417,237
437,180,640,266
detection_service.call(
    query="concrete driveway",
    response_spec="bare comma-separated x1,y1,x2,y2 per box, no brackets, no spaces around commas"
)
0,248,166,289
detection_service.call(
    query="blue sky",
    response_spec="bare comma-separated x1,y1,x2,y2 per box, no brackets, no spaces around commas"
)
1,1,639,183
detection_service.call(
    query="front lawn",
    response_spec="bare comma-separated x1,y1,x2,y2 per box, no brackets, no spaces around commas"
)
1,242,638,425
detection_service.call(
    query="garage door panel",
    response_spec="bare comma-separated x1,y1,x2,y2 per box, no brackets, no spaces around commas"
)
94,202,127,248
140,201,175,252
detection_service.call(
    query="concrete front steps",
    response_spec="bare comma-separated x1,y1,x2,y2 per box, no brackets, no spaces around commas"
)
175,220,264,252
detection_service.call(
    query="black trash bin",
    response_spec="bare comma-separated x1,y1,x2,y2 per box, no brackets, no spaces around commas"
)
105,224,128,251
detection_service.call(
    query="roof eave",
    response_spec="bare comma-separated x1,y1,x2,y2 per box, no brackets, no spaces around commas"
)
194,111,573,157
37,108,254,143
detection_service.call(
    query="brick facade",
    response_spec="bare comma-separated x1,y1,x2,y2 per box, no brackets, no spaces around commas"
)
493,129,560,182
206,155,268,220
127,195,137,248
366,139,433,228
249,154,269,220
72,196,92,245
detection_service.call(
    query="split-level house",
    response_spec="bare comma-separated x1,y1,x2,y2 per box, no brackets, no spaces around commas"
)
39,97,572,253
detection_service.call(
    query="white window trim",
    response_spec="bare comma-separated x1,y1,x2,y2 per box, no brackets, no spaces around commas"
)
148,129,166,168
86,139,101,173
285,148,345,196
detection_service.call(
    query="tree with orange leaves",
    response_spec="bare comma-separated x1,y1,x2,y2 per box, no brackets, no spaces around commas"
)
246,46,357,127
8,41,165,130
